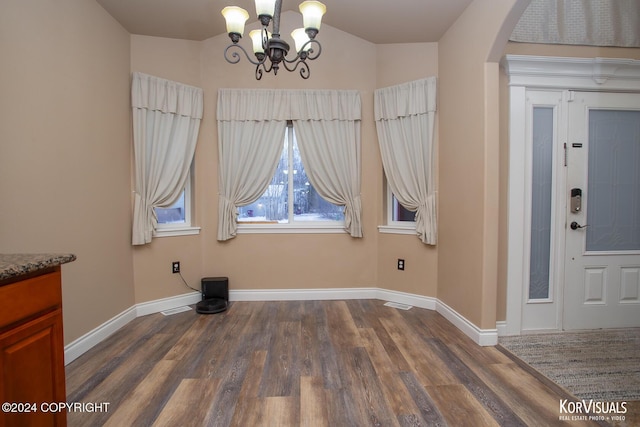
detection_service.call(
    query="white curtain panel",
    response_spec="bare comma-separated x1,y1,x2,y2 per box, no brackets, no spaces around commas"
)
217,89,362,240
216,120,285,240
374,77,437,245
216,89,290,241
292,91,363,238
131,72,203,245
510,0,640,47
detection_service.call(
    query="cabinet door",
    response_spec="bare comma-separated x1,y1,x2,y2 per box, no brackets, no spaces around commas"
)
0,309,66,427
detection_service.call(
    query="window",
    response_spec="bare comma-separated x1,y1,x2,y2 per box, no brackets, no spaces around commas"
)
378,180,416,235
155,190,187,225
237,124,345,232
153,168,199,237
390,193,415,223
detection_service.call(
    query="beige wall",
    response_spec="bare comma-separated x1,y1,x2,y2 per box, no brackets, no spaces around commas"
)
437,0,528,329
130,20,443,302
0,0,134,344
376,43,439,88
130,36,205,303
131,18,382,299
375,43,440,297
495,42,640,322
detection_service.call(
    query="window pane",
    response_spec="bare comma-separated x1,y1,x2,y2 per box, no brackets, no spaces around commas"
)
155,191,186,224
392,196,415,222
529,107,554,300
586,110,640,251
238,139,289,223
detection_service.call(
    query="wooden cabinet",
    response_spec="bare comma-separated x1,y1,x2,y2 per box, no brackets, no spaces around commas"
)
0,268,66,427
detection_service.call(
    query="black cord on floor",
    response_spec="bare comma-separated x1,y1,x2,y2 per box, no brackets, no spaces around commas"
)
178,271,200,293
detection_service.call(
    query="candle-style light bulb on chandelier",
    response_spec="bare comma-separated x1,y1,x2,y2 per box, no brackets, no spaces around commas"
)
222,0,326,80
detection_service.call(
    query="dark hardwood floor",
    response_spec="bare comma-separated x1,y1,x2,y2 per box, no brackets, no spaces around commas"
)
65,300,626,426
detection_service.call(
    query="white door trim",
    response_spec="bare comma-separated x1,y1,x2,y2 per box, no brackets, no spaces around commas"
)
501,55,640,336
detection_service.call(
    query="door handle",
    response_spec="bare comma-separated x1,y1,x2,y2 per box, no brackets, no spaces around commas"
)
570,221,589,230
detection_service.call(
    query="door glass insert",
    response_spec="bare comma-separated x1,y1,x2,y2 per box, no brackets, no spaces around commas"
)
586,110,640,252
529,107,554,299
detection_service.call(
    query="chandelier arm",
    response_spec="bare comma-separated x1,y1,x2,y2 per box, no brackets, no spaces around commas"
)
301,40,322,61
282,53,302,70
281,58,311,79
260,58,275,75
224,43,261,66
282,40,322,65
255,64,264,80
297,61,311,79
262,28,269,51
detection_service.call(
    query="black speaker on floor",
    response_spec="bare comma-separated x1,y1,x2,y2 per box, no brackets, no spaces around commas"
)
196,277,228,314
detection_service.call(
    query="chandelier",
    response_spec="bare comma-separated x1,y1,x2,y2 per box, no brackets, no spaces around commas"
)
222,0,326,80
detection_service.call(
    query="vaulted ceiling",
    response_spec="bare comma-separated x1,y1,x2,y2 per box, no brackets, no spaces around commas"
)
96,0,475,44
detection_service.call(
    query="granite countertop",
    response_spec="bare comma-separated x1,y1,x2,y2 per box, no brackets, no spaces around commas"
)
0,253,76,282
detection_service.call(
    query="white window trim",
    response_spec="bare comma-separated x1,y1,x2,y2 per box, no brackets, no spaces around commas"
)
154,166,200,238
379,182,416,235
154,226,201,238
237,223,346,234
378,225,417,235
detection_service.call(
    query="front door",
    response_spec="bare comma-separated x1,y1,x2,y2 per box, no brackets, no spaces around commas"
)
564,92,640,330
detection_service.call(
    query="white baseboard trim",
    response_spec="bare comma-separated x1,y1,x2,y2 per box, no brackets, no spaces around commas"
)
496,320,507,337
375,289,437,310
436,299,499,346
230,287,378,301
64,287,498,364
64,305,137,365
64,291,200,365
135,291,201,317
230,288,438,311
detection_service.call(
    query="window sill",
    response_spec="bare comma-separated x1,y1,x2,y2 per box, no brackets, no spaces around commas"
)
378,225,417,235
237,223,347,234
154,226,201,238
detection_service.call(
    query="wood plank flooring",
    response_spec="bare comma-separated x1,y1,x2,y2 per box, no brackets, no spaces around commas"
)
65,300,623,426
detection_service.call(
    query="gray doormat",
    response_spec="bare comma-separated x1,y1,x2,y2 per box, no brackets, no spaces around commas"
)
498,329,640,402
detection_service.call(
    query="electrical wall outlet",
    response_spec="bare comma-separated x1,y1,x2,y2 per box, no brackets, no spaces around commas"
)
397,259,405,271
172,261,180,274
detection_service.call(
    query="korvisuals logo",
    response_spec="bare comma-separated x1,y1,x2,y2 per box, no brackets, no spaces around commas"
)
558,399,627,422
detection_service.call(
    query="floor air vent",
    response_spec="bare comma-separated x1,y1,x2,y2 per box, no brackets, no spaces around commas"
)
161,306,192,316
383,301,413,310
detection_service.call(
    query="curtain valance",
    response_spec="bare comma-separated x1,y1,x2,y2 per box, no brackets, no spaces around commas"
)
217,88,361,121
374,77,437,121
132,72,203,119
